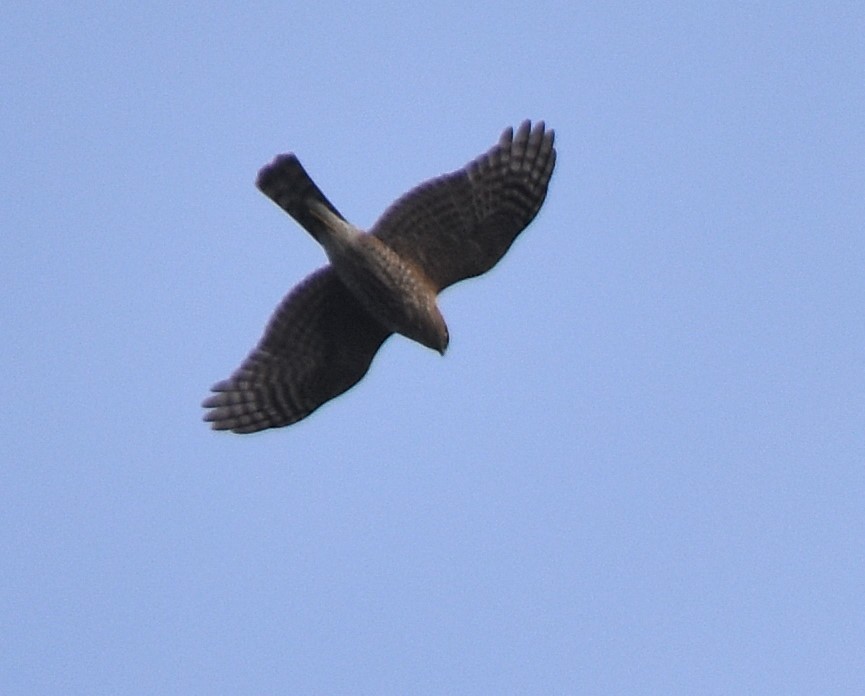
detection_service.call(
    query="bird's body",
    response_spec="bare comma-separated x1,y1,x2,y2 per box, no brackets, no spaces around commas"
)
323,219,448,354
203,121,556,433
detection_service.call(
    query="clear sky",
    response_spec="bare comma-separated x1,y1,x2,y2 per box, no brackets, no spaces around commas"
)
3,2,863,694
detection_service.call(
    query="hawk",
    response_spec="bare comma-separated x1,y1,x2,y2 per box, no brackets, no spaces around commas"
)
203,120,556,433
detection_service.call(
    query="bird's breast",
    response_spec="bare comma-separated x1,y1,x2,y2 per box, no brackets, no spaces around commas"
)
329,236,447,352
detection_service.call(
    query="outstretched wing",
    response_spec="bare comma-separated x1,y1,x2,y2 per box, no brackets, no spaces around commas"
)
202,267,391,433
371,120,556,291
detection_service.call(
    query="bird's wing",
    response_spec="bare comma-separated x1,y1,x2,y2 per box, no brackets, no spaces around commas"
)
371,120,556,292
202,267,391,433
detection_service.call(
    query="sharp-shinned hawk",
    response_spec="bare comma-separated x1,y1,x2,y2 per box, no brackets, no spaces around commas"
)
203,120,556,433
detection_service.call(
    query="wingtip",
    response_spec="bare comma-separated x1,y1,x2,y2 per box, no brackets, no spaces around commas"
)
514,120,532,141
508,120,553,144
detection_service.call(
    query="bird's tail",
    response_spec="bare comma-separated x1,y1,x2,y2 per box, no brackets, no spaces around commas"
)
256,154,347,244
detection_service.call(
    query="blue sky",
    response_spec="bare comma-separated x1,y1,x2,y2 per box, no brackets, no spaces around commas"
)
3,2,864,693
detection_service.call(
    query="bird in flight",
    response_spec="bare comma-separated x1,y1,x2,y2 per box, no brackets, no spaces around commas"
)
203,120,556,433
